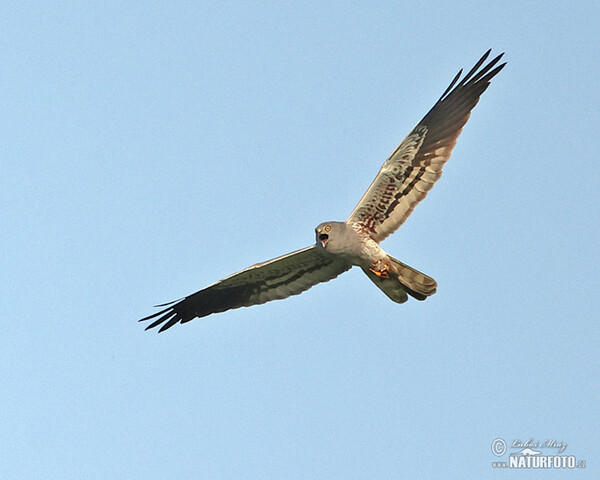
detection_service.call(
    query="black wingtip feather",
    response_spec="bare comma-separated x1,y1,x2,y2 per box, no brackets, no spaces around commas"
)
154,298,184,308
145,312,175,331
468,53,504,85
139,304,171,322
438,50,505,104
462,49,492,83
139,302,181,332
484,62,507,83
439,69,463,101
138,296,191,332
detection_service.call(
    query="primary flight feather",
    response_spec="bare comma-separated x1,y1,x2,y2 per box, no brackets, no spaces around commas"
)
141,50,505,332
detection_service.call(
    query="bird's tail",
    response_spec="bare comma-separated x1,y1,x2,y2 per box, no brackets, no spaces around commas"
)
361,255,437,303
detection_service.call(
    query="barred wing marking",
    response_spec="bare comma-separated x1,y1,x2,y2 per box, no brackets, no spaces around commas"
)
347,50,506,242
140,246,350,332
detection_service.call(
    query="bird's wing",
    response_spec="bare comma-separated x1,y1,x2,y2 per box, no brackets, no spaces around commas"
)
140,245,350,332
347,50,506,242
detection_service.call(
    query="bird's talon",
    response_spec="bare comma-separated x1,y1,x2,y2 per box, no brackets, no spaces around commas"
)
370,267,390,279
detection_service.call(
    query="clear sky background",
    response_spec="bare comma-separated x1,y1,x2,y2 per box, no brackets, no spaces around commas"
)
2,1,599,479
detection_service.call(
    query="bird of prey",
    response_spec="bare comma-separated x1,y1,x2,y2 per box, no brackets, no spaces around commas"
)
141,50,505,332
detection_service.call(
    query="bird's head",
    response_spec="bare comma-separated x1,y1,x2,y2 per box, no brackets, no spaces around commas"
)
315,223,331,248
315,221,350,254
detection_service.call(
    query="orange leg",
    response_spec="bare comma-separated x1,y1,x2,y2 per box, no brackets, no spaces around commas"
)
369,264,390,279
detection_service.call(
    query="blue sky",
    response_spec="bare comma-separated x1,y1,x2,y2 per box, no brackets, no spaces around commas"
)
2,1,599,478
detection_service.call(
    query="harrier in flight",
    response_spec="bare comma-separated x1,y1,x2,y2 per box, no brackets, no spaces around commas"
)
141,50,505,332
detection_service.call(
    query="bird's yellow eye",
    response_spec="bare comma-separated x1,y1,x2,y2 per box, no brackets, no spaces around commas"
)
324,225,331,232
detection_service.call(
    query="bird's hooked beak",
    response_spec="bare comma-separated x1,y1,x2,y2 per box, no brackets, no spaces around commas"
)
316,228,329,247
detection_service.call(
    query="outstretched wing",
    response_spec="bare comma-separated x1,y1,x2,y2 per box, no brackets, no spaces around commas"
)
347,50,506,242
140,246,350,332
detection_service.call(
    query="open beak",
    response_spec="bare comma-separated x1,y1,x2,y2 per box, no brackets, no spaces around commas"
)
318,233,329,247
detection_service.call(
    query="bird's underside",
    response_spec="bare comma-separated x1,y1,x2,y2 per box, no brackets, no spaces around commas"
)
140,50,505,332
